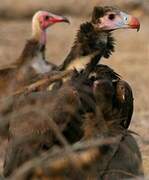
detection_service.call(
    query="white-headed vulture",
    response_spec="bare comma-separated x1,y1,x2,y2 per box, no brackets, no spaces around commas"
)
0,11,69,97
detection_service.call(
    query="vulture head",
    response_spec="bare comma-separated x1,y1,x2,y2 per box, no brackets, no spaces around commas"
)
92,6,140,32
32,11,70,44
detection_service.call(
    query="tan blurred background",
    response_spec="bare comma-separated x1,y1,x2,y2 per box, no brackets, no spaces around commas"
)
0,0,149,175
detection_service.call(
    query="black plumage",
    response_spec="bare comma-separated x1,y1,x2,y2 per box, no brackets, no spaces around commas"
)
91,65,134,130
60,6,116,72
115,80,134,129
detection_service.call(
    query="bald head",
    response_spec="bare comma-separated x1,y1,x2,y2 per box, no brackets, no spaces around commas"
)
91,6,140,31
32,11,69,43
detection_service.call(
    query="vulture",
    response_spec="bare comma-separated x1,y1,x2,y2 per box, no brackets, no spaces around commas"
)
60,6,140,75
0,11,69,97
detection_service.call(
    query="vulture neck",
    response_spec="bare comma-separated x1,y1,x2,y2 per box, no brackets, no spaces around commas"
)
32,20,46,45
16,39,45,67
16,20,47,66
60,22,115,72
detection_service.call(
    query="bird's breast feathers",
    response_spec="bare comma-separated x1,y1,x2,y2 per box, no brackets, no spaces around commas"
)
31,53,52,74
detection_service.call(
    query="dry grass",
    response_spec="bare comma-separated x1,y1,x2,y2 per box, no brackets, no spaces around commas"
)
0,0,148,177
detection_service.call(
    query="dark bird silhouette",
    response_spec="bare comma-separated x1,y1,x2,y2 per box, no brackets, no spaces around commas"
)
0,11,69,97
115,79,134,129
79,79,143,179
90,64,134,130
60,6,140,75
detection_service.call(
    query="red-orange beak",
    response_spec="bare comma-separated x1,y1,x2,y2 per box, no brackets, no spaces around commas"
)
120,12,140,31
48,13,70,24
97,11,140,32
128,16,140,31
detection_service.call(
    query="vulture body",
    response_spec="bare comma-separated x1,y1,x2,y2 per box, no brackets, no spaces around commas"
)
90,64,134,129
80,89,143,179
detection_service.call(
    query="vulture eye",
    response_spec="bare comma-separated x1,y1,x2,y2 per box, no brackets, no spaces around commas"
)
108,14,115,20
44,15,49,20
124,16,128,21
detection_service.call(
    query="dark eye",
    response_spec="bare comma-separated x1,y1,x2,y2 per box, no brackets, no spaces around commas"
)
124,17,128,21
44,15,49,20
108,14,115,20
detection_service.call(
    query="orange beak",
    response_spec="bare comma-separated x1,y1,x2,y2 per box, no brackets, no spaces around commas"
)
48,14,70,24
128,16,140,31
120,11,140,31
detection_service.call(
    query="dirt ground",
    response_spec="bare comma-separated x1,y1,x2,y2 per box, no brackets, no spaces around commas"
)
0,2,148,177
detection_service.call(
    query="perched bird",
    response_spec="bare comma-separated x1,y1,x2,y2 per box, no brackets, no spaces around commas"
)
0,11,69,97
60,6,140,74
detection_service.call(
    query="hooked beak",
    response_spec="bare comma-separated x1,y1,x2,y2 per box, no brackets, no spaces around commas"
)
127,16,140,31
48,14,70,24
120,12,140,31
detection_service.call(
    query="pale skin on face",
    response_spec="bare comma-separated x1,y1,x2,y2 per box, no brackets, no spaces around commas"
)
31,11,69,45
32,11,49,45
96,11,140,31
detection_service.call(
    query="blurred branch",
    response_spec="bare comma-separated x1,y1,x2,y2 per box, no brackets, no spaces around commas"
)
11,69,73,96
11,135,121,179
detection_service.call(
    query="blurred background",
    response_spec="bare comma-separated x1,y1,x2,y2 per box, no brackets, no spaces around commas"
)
0,0,148,175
